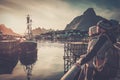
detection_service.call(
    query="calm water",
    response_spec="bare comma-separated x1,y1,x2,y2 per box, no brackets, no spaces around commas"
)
0,41,64,80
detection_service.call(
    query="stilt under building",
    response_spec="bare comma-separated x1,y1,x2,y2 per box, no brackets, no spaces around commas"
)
63,41,88,73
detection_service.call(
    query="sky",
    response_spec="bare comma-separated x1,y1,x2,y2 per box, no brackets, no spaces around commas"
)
0,0,120,34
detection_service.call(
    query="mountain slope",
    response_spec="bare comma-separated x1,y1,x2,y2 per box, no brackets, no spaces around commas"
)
0,24,19,36
65,8,106,31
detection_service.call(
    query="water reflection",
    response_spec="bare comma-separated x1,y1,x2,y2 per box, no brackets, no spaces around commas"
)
0,42,64,80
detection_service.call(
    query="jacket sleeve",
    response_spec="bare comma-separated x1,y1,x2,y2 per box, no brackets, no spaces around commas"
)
80,34,108,65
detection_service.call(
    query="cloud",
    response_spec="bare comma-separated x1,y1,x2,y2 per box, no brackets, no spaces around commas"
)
64,0,120,9
0,0,81,33
0,0,119,33
89,0,120,9
63,0,120,22
0,0,26,13
110,9,120,21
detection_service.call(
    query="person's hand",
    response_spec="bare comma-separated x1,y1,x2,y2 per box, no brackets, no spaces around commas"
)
75,62,81,68
75,62,85,70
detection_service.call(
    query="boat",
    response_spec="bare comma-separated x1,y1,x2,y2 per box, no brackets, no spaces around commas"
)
19,40,37,65
0,31,19,74
19,14,37,80
19,14,37,66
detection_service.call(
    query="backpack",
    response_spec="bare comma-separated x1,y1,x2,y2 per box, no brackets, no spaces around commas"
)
93,34,119,78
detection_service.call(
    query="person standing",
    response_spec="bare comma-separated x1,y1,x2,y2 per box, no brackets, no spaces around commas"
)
80,19,120,80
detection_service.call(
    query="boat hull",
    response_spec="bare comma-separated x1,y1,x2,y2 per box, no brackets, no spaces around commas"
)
0,40,19,74
19,41,37,65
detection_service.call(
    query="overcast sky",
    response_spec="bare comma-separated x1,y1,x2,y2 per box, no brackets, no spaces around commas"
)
0,0,120,34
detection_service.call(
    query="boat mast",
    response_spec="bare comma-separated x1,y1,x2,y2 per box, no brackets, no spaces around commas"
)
26,14,33,40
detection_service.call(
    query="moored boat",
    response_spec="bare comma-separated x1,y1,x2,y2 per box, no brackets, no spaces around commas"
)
19,14,37,66
19,14,37,80
19,40,37,65
0,32,19,74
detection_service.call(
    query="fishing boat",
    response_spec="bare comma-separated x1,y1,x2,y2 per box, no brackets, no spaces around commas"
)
19,14,37,65
19,14,37,80
19,40,37,65
0,31,19,74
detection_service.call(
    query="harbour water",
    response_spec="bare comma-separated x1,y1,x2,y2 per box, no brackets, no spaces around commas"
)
0,41,64,80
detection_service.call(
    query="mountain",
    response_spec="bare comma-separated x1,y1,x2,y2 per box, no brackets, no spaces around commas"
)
65,8,106,31
0,24,19,36
32,27,54,35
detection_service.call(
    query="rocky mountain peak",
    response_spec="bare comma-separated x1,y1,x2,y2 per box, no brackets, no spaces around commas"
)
83,8,96,16
65,8,105,31
0,24,20,36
